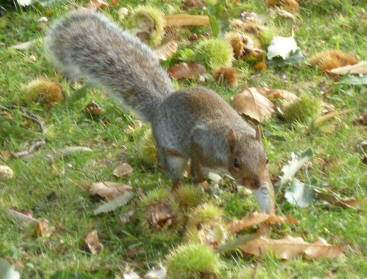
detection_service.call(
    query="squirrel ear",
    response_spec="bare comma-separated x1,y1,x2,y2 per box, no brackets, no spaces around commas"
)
255,126,262,142
227,129,236,153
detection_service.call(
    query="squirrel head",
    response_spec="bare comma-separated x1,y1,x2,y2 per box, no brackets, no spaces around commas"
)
227,128,274,213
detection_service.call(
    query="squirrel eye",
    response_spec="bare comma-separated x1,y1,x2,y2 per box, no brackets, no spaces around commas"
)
233,158,241,168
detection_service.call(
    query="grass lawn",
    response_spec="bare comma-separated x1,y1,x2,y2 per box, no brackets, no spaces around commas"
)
1,0,367,278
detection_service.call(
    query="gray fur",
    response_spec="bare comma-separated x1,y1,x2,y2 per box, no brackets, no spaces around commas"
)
45,10,173,121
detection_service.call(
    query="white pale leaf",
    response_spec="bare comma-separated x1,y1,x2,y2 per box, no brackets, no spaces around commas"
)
285,179,314,208
16,0,34,6
267,36,299,60
93,191,134,215
0,259,20,279
279,149,312,186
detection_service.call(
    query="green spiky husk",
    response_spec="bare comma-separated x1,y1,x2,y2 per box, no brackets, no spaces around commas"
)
138,188,184,235
283,95,322,124
136,128,157,166
174,185,204,209
132,6,165,46
166,243,221,279
195,39,233,69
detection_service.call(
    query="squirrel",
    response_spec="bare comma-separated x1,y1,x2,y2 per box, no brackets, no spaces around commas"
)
45,10,275,213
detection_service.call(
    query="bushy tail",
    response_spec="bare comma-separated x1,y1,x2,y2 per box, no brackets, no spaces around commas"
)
45,10,173,121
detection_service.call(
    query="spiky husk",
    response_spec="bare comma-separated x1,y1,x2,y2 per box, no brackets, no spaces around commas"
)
22,78,63,105
283,95,322,124
184,203,229,246
138,188,184,235
136,128,157,166
213,67,239,87
258,27,276,48
132,6,165,46
309,50,358,71
174,184,204,209
195,39,233,70
166,243,221,279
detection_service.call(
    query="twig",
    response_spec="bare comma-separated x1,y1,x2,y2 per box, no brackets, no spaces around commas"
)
11,139,46,158
1,105,46,158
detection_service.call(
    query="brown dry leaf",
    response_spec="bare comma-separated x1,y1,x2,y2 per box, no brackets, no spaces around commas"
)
113,163,133,178
228,211,298,233
146,202,176,230
352,111,367,125
85,0,109,9
90,182,133,201
84,230,103,254
240,235,344,260
329,61,367,75
34,218,55,237
339,197,367,210
258,87,299,106
232,88,275,122
153,40,178,61
265,0,299,13
274,7,296,20
167,62,206,80
164,14,209,27
83,101,106,116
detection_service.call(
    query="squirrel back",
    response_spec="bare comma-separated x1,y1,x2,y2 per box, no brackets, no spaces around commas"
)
45,10,173,121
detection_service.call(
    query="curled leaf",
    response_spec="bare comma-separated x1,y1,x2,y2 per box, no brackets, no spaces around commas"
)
84,230,103,254
279,149,312,186
34,218,55,237
228,212,298,233
153,40,178,61
285,179,314,208
329,61,367,75
90,182,133,201
93,190,134,215
113,163,133,178
232,88,275,122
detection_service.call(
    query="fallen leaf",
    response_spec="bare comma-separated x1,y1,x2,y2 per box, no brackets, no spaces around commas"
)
285,179,315,208
228,212,298,233
84,230,103,254
279,149,313,186
16,0,34,6
58,146,93,156
265,0,299,13
144,263,167,279
257,87,299,106
93,190,134,215
9,40,36,50
339,197,367,210
0,165,14,180
83,101,106,116
0,259,20,279
123,266,141,279
5,208,38,227
154,40,178,61
34,218,55,237
146,202,176,230
113,163,133,178
312,109,351,127
85,0,109,9
164,14,209,27
274,7,296,20
267,36,299,60
232,88,275,122
182,0,204,10
167,62,206,80
329,61,367,75
90,182,133,201
240,235,344,260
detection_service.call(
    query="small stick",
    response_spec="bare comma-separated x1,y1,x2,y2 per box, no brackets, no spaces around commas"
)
11,139,46,158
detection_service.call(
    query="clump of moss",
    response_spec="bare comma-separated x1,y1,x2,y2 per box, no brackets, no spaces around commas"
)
195,39,233,70
166,243,221,279
22,78,63,105
136,128,157,166
132,6,165,46
174,185,204,209
138,188,184,234
283,95,322,124
184,203,229,247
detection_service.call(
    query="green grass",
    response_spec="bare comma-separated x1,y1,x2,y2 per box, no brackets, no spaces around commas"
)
1,0,367,278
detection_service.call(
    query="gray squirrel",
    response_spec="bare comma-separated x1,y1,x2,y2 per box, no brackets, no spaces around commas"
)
45,10,275,213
